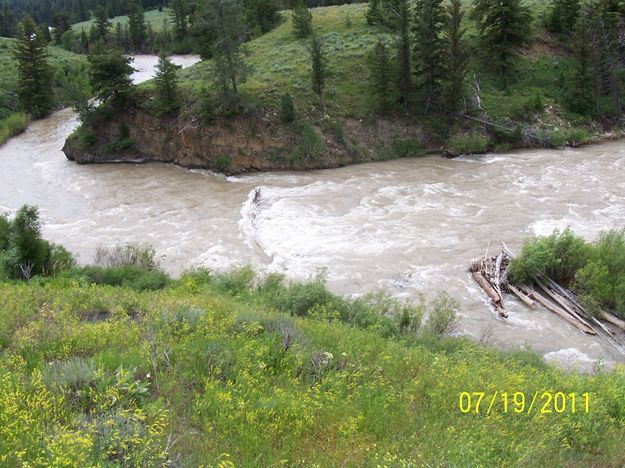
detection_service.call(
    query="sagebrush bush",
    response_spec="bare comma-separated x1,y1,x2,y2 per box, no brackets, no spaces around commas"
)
70,265,170,291
94,242,159,270
447,132,489,155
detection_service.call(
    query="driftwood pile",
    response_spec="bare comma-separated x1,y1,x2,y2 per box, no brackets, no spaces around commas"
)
470,242,625,349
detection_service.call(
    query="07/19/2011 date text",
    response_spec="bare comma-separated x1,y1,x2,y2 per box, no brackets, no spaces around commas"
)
458,391,590,415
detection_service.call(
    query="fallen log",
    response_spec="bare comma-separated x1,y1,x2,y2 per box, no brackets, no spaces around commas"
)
526,290,596,335
471,271,507,318
507,284,536,309
601,311,625,332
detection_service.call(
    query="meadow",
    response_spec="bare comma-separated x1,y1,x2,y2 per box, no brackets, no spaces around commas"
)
1,266,624,465
71,8,172,33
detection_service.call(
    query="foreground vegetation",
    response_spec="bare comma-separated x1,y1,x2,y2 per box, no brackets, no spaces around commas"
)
0,205,624,465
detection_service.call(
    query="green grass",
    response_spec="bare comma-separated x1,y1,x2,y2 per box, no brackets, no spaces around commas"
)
0,37,90,122
1,270,624,465
71,8,172,33
177,4,390,118
0,112,30,145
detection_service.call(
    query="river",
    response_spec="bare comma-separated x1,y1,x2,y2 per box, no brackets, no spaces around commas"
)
1,55,623,370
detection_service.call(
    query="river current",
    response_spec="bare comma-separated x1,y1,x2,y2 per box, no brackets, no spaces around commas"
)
1,55,624,370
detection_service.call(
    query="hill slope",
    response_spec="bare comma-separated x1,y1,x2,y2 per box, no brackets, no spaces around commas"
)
0,37,89,144
1,272,624,465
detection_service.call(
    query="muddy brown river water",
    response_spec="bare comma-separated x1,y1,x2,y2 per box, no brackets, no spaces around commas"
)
1,55,624,370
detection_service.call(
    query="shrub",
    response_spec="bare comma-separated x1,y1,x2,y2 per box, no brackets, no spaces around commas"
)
214,154,232,172
94,243,159,270
0,205,75,280
423,292,459,336
280,93,296,122
446,132,488,155
300,122,325,159
0,113,30,145
509,228,589,285
391,138,425,157
71,265,170,291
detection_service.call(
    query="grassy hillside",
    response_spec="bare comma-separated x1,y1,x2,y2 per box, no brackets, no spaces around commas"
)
71,8,171,33
174,3,587,138
1,269,624,466
0,37,90,144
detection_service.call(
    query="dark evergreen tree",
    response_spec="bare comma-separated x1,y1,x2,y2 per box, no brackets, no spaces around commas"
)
154,52,181,112
368,39,396,113
413,0,446,113
170,0,188,40
471,0,532,89
51,12,71,43
366,0,399,28
38,23,51,43
208,0,250,104
94,6,111,41
0,4,16,37
548,0,581,34
309,33,326,107
397,0,410,113
79,28,89,52
292,1,313,38
443,0,468,113
280,92,295,122
88,42,135,107
127,0,147,51
13,16,53,118
567,17,595,115
245,0,278,34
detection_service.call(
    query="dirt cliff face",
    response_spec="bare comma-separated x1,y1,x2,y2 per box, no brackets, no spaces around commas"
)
63,108,426,174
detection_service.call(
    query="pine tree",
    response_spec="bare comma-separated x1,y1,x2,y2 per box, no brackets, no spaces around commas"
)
170,0,188,40
154,52,181,112
292,1,313,38
443,0,468,114
127,0,147,51
79,28,89,52
114,22,124,48
280,92,295,122
397,0,410,113
368,39,396,113
309,33,326,107
0,4,16,37
51,12,71,43
366,0,399,28
13,16,54,118
548,0,581,34
413,0,446,113
245,0,278,34
88,42,135,107
209,0,250,105
471,0,531,89
567,17,595,115
94,6,111,41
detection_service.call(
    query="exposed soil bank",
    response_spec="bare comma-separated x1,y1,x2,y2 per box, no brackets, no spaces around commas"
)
63,107,430,174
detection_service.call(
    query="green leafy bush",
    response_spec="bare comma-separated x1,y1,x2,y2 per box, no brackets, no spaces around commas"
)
392,138,425,157
280,93,296,122
0,205,75,279
446,132,489,155
70,265,170,291
509,228,589,285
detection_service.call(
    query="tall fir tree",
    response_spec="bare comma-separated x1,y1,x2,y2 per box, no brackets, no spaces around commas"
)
88,42,135,107
413,0,446,113
291,1,313,38
154,52,181,112
208,0,250,104
567,16,595,115
94,6,111,41
13,16,54,118
170,0,188,40
471,0,531,89
127,0,147,51
397,0,410,113
0,4,16,37
368,39,396,113
547,0,581,34
443,0,468,114
309,33,327,107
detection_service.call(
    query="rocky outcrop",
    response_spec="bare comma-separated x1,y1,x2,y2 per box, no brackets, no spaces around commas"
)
63,108,426,174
